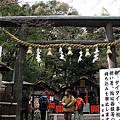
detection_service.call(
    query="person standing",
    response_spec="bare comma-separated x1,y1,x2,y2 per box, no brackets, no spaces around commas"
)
62,89,75,120
20,91,29,120
39,92,49,120
75,94,85,120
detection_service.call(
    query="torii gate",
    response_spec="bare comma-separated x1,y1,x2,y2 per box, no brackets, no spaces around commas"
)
0,16,119,119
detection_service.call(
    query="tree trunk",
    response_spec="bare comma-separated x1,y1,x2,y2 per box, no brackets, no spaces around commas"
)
13,24,28,120
105,23,117,68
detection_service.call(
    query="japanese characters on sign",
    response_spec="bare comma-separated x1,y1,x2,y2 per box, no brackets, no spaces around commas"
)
100,68,120,120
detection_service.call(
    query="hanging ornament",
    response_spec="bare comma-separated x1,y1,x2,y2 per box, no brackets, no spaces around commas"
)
27,46,32,54
36,48,41,63
67,47,73,56
78,49,83,63
93,47,99,63
59,47,66,61
47,47,53,56
85,48,91,57
107,46,112,54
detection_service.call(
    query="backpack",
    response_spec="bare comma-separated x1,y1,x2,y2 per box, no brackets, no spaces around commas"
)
40,96,48,107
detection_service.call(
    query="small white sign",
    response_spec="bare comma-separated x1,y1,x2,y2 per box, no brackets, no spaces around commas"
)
50,96,54,101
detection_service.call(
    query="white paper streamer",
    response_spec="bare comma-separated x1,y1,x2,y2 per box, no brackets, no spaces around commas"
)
93,47,99,63
78,49,83,63
36,48,41,63
59,47,66,61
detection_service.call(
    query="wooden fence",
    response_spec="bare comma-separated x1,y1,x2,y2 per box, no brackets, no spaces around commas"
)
0,102,17,120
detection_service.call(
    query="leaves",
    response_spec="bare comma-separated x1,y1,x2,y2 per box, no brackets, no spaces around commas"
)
0,0,107,88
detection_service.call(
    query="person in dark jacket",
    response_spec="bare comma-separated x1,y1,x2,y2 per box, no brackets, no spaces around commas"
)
20,91,29,120
39,92,49,120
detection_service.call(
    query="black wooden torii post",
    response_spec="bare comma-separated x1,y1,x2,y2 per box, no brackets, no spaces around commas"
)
105,23,117,68
0,16,120,119
13,24,28,120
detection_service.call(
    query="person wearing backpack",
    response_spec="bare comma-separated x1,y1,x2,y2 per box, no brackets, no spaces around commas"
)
39,92,49,120
62,89,75,120
74,94,85,120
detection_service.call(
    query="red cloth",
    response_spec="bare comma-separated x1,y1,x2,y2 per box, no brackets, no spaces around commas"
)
86,90,88,103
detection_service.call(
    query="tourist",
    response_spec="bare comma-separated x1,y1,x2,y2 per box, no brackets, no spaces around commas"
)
39,92,49,120
74,94,85,120
62,89,75,120
20,91,29,120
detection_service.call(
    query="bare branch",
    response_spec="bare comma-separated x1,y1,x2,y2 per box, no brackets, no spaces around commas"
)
8,19,54,27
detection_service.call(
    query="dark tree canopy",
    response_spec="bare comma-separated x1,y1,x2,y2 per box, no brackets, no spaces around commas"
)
0,0,112,88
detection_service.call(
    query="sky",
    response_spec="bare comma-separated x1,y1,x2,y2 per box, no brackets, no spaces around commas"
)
20,0,120,16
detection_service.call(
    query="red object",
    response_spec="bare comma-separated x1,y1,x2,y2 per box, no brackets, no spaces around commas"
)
44,90,54,101
86,89,88,103
48,102,55,109
90,105,100,113
59,101,62,105
44,90,54,95
56,105,63,113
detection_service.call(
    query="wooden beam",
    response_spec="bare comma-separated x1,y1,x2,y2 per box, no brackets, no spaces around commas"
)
0,115,16,118
1,16,120,27
0,102,17,105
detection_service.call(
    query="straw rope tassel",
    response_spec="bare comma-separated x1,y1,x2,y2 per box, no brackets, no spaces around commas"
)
107,46,112,54
27,46,32,54
47,47,53,56
85,48,91,57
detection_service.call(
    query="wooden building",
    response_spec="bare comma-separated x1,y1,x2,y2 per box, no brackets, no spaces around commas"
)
34,80,59,93
2,80,34,96
60,75,99,105
34,80,60,100
0,61,13,101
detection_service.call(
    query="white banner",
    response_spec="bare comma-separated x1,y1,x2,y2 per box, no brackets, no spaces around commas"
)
100,68,120,120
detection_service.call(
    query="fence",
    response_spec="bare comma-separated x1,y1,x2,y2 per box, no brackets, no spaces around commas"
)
90,105,100,113
0,102,17,120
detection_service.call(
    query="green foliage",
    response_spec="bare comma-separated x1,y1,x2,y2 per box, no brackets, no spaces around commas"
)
31,0,78,15
24,58,41,83
0,0,106,89
79,27,106,40
37,48,101,87
0,4,30,16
